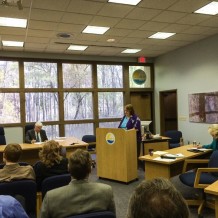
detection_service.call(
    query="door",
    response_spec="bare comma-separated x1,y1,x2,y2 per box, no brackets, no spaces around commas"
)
130,92,154,132
160,90,178,135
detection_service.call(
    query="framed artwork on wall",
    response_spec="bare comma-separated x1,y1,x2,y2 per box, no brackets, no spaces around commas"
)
189,91,218,123
129,66,151,88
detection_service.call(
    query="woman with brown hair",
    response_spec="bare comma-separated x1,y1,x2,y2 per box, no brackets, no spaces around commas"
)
34,140,68,190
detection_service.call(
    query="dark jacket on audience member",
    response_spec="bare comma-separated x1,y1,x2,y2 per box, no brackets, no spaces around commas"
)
34,158,68,191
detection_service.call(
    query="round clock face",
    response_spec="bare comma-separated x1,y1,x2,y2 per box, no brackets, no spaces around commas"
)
132,69,146,85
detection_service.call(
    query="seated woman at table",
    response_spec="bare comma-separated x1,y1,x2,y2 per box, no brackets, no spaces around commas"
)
34,140,68,190
197,124,218,150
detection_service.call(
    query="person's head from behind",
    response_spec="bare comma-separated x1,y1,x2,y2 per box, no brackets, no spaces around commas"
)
127,178,189,218
68,149,92,180
34,121,43,133
125,104,135,117
3,143,22,163
39,140,62,167
208,124,218,139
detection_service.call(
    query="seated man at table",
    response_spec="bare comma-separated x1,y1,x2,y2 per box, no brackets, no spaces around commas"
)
0,143,35,182
25,121,48,144
40,149,116,218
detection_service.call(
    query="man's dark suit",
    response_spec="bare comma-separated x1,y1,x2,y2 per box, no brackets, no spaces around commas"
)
25,129,48,143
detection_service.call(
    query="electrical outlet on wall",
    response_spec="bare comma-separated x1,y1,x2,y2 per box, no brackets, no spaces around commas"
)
178,116,187,121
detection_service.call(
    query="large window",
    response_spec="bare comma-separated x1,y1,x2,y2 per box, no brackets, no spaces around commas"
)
0,93,20,123
24,62,58,88
63,63,92,88
1,59,152,139
64,92,93,120
98,92,123,118
25,92,59,122
0,61,19,88
97,65,123,88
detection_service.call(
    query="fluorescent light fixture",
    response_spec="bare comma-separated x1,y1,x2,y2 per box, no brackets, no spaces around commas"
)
82,26,110,35
68,45,88,51
2,41,24,47
0,17,27,28
149,32,176,39
121,49,141,54
108,0,141,5
194,1,218,15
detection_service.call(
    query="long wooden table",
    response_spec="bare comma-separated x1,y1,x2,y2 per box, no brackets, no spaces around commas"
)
139,145,212,180
0,137,88,165
204,181,218,218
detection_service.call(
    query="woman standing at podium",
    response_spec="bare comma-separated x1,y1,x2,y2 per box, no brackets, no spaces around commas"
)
118,104,141,164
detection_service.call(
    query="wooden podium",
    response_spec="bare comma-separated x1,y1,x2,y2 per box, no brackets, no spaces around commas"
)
96,128,137,183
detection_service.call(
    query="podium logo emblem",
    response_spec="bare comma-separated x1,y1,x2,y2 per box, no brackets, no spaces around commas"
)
106,132,115,145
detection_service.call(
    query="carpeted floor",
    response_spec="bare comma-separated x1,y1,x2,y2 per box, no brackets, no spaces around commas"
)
89,165,215,218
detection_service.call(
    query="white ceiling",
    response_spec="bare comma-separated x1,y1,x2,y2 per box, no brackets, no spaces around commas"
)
1,0,218,58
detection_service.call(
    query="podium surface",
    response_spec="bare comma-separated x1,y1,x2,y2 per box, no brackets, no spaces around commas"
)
96,128,137,183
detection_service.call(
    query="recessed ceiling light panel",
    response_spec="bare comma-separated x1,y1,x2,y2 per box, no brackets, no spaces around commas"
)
2,41,24,47
68,45,88,51
149,32,176,39
82,26,110,35
0,17,27,28
108,0,141,5
194,1,218,15
121,49,141,54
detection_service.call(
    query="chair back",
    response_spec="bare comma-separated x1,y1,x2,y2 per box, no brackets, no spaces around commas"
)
66,211,116,218
0,127,6,145
208,150,218,176
0,180,37,217
82,135,96,151
41,174,71,199
165,130,182,148
25,124,34,134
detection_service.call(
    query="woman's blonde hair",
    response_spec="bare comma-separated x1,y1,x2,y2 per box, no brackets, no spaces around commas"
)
208,124,218,139
39,140,63,167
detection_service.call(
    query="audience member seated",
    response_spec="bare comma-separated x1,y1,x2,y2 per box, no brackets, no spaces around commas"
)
197,124,218,150
40,149,116,218
25,121,48,144
0,195,29,218
0,143,35,182
126,177,189,218
34,140,68,191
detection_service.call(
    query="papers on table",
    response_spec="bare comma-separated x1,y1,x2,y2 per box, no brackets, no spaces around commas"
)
152,151,184,162
34,142,43,145
187,147,208,152
56,137,66,139
55,137,66,142
154,157,176,162
153,151,168,155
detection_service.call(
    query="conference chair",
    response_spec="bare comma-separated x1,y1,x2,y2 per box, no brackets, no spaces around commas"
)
179,150,218,217
0,127,6,145
66,211,116,218
24,124,34,142
37,174,71,214
82,135,96,168
165,130,182,148
0,180,37,218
